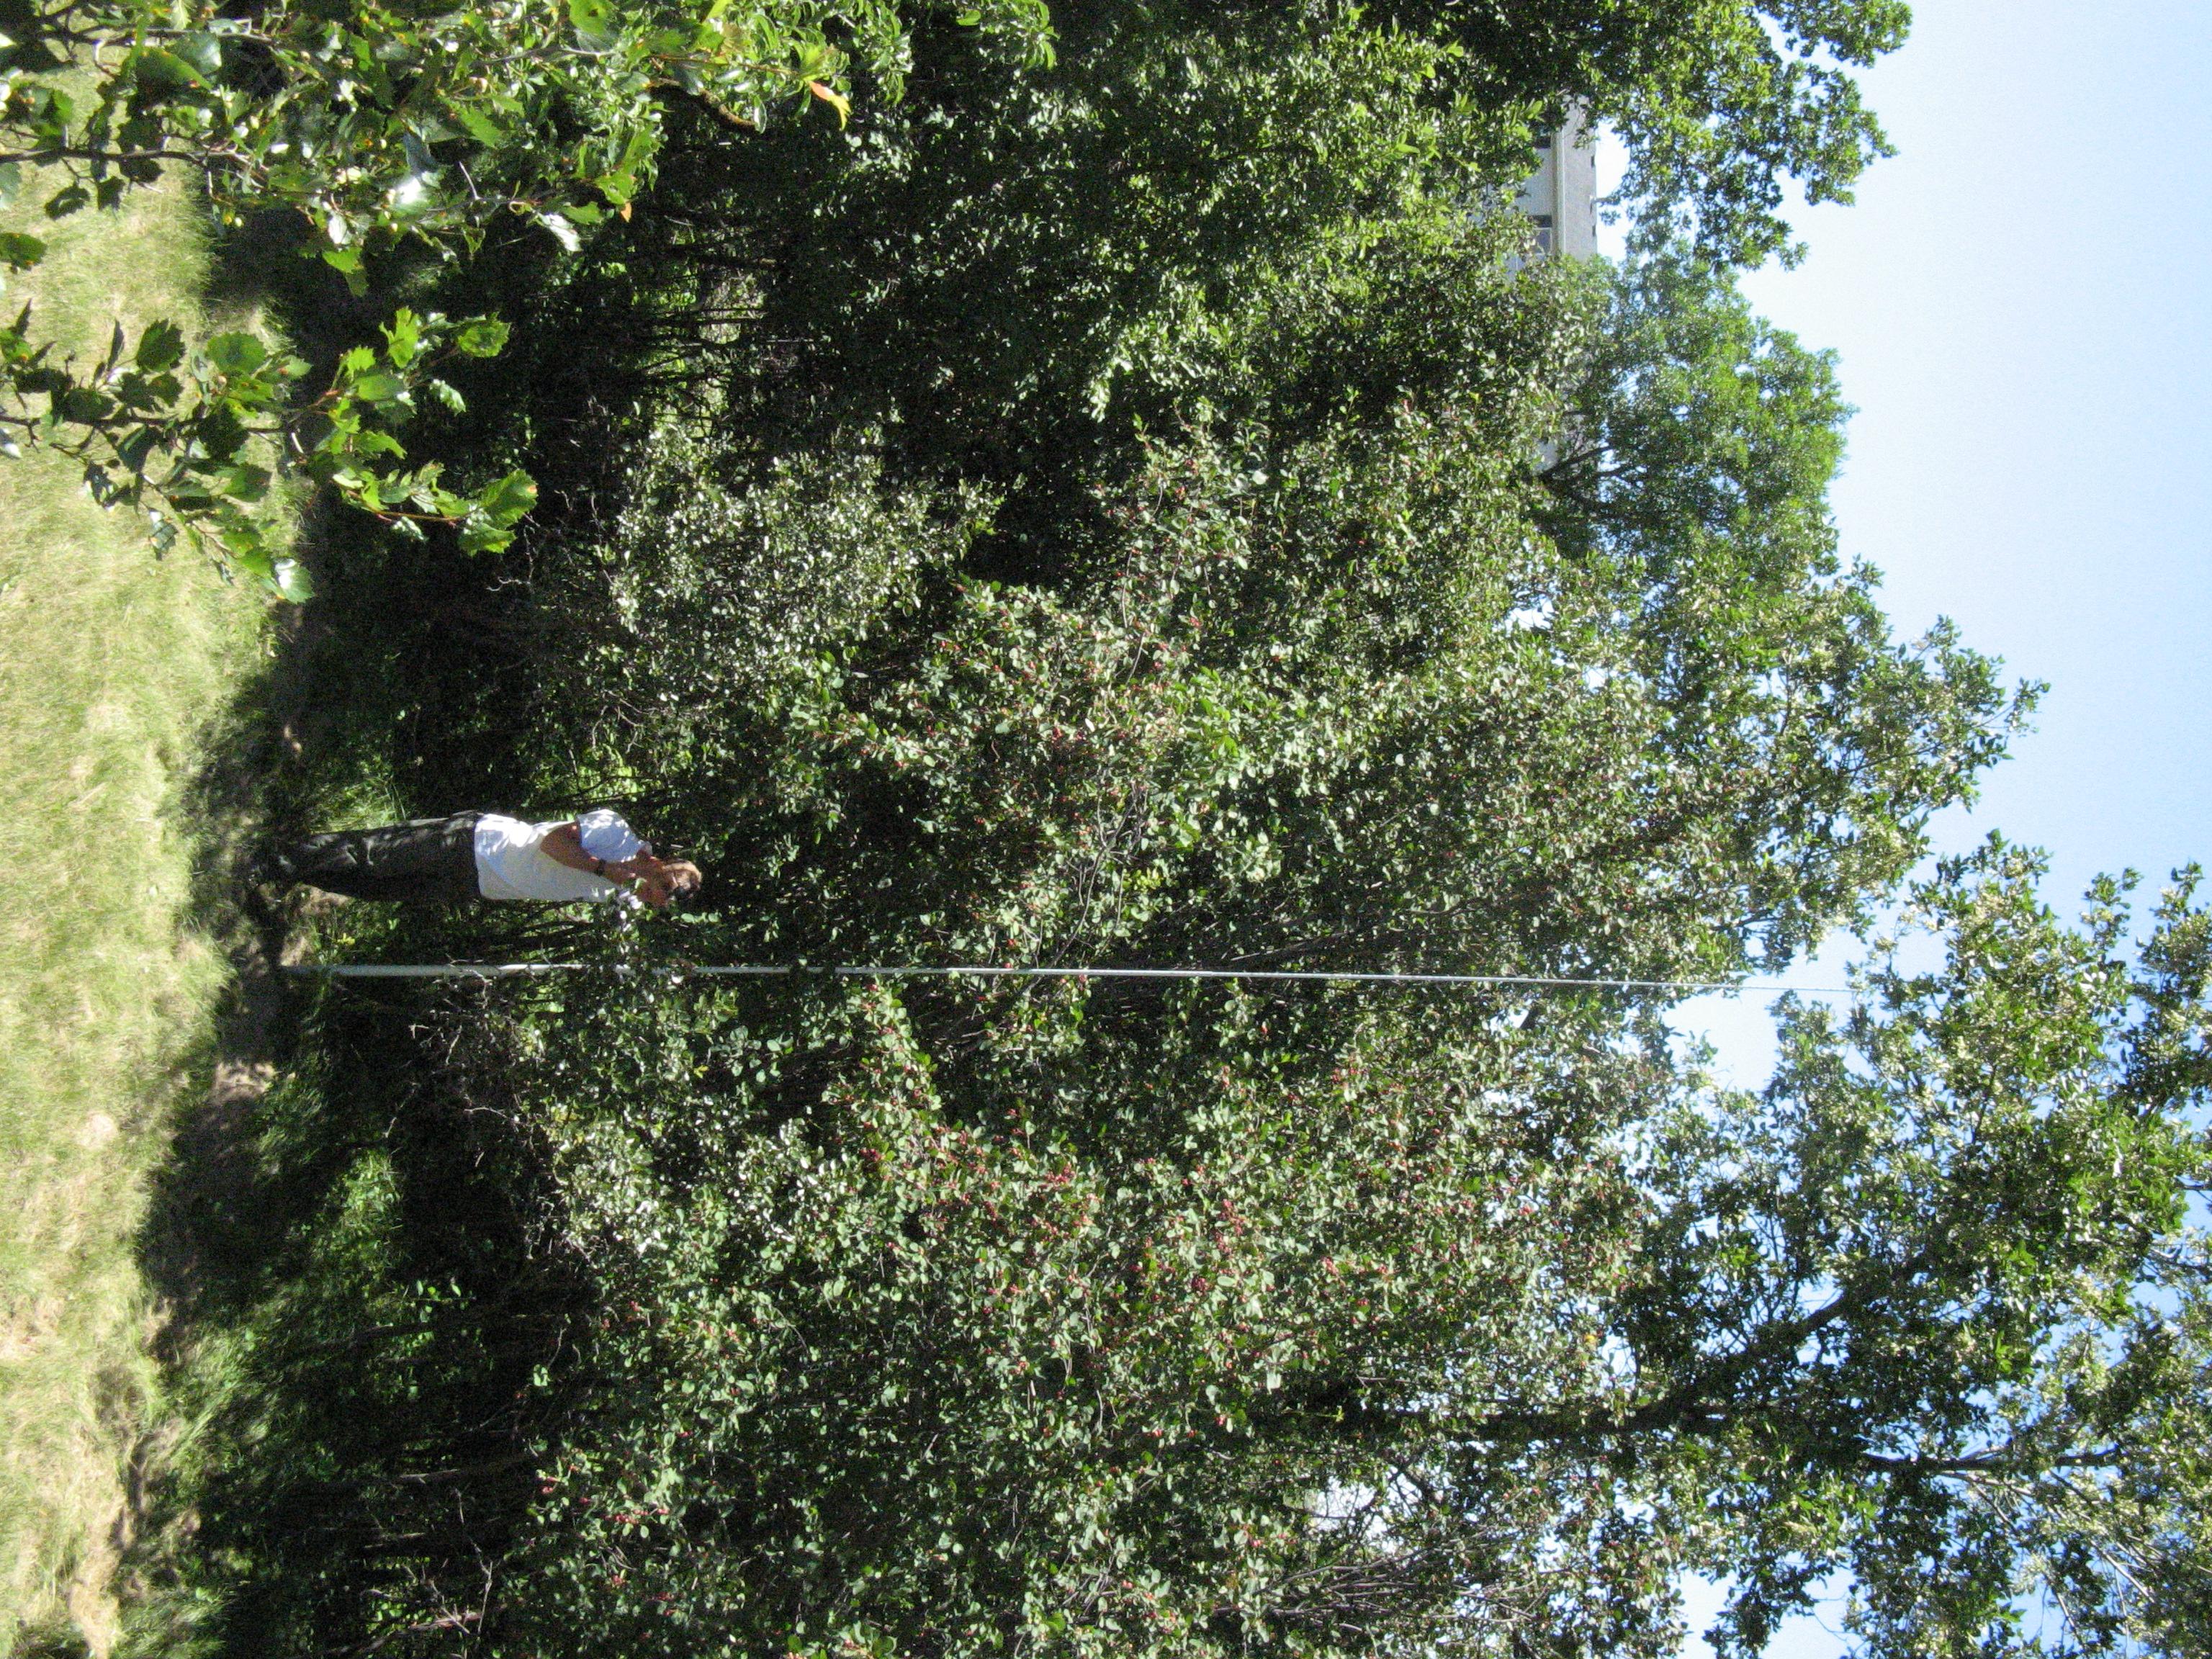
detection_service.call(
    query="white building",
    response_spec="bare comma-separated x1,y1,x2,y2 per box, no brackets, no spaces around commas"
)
1514,110,1599,258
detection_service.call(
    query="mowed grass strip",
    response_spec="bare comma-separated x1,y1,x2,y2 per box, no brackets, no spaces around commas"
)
0,176,271,1655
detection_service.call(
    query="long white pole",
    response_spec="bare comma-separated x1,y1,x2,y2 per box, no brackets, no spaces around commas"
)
282,963,1853,993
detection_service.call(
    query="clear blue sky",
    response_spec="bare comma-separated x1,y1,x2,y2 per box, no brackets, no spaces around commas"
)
1743,0,2212,912
1647,1,2212,1651
1663,0,2212,1082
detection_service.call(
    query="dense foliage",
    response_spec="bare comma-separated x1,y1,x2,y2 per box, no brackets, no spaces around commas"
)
5,0,1897,580
94,2,2212,1658
0,0,1053,258
0,0,1051,577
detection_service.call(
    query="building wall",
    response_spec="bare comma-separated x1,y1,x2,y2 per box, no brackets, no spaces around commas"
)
1515,108,1599,259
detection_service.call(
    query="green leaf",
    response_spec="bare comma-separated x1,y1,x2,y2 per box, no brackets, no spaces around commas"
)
131,47,207,88
221,463,273,503
400,130,439,180
0,232,44,271
458,516,516,556
195,404,248,461
114,426,159,472
226,541,276,583
453,107,506,147
114,371,177,410
204,332,269,375
383,307,422,369
273,557,315,602
388,174,439,218
454,319,510,358
0,163,19,209
475,467,537,526
43,183,89,219
134,319,185,373
569,0,615,40
215,508,261,551
57,386,114,423
174,32,224,76
349,372,404,403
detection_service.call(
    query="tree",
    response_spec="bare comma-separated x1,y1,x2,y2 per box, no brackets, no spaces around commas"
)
503,251,2016,985
511,0,1913,611
1531,252,2009,934
3,0,1906,582
1597,845,2212,1658
0,304,533,593
213,836,2212,1655
144,251,2087,1656
123,9,2207,1655
942,0,1910,271
0,0,1052,267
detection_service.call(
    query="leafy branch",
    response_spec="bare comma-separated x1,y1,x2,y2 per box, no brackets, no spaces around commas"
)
0,300,536,595
1,0,1053,280
0,0,1053,589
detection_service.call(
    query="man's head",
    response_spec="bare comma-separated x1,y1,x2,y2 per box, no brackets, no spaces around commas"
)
634,857,703,911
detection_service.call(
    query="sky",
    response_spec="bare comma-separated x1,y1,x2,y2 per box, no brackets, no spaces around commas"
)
1616,1,2212,1652
1655,0,2212,1082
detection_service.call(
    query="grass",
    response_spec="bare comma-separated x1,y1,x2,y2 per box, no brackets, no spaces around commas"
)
0,176,276,1655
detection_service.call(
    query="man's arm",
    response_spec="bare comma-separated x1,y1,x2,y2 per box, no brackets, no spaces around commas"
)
540,822,649,882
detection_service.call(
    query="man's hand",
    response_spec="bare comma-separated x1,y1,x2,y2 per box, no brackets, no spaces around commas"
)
541,821,683,907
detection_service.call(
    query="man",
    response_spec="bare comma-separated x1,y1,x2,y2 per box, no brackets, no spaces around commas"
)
262,809,702,909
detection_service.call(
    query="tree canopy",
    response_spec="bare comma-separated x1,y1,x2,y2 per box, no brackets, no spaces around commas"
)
4,0,1903,576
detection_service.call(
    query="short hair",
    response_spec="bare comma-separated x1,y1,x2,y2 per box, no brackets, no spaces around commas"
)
662,860,703,898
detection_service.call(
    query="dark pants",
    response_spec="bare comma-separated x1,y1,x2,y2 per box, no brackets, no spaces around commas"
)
275,813,483,903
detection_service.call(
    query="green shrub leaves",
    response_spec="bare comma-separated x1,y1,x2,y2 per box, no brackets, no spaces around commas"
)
0,301,532,590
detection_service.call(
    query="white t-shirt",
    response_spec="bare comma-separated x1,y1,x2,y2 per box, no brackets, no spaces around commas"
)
472,809,644,902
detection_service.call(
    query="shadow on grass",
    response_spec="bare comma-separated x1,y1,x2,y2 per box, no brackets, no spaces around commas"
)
120,518,613,1652
123,950,589,1651
116,219,645,1650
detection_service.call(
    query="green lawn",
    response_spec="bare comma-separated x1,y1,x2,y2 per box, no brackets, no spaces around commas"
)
0,179,273,1656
